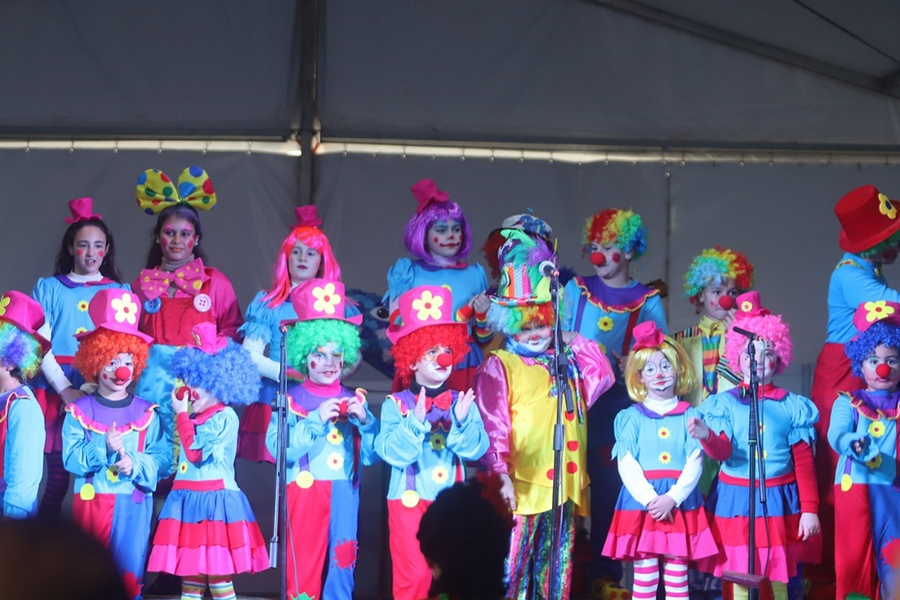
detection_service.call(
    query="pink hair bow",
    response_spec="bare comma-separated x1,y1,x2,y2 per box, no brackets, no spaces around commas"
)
411,179,450,213
295,205,322,228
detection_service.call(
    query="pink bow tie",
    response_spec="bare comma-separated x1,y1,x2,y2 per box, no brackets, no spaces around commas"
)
139,258,210,300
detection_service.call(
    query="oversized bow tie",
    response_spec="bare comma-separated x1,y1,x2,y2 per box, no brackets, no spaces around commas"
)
139,258,210,300
425,390,453,412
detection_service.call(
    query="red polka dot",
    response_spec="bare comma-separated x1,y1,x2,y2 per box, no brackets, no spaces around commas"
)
567,440,579,451
565,411,575,421
546,469,554,480
566,461,578,474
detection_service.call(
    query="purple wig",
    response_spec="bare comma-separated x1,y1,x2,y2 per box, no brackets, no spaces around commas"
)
403,200,472,264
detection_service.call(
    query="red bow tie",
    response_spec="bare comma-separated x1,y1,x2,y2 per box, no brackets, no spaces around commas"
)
139,258,210,300
425,390,453,412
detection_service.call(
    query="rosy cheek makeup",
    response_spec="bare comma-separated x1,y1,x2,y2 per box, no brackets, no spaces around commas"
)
309,360,318,370
76,249,84,256
97,250,104,258
611,252,621,263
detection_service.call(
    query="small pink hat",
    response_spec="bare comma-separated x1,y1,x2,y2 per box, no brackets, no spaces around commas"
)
386,285,467,344
64,197,102,224
294,205,322,228
284,279,362,326
852,300,900,337
631,321,665,351
0,291,51,352
75,289,153,344
411,179,450,214
733,291,770,320
187,322,228,355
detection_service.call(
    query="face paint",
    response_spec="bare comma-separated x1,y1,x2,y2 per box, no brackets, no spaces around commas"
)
611,253,621,263
862,344,900,392
412,346,454,387
639,350,677,400
306,342,344,385
426,220,463,258
97,353,134,400
70,225,108,277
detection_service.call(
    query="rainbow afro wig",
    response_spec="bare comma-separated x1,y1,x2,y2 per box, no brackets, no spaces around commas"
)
285,319,362,377
845,320,900,378
684,246,755,301
0,322,42,381
724,314,793,376
171,340,261,406
583,208,647,259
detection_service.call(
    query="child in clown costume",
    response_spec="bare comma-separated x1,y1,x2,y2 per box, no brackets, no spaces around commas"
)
385,179,492,391
375,284,489,600
147,322,267,600
32,198,130,517
810,185,900,594
828,300,900,600
561,208,666,596
475,230,615,600
62,288,167,600
132,167,243,478
0,291,49,518
688,292,821,600
264,278,379,600
674,246,755,408
239,205,350,463
602,321,718,600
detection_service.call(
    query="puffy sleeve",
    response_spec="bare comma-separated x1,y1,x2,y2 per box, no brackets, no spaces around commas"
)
127,408,166,491
569,333,615,407
3,394,45,518
192,410,236,464
788,393,819,447
561,278,580,332
611,407,640,460
683,407,703,455
374,395,429,468
239,291,274,345
473,354,512,474
385,258,416,307
446,399,489,462
827,393,879,463
697,391,734,440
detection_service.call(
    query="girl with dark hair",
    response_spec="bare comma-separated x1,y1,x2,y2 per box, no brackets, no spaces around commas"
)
385,179,491,391
131,167,243,478
31,198,129,517
237,205,348,463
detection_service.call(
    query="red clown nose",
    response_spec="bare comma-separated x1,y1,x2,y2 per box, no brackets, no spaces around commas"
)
590,252,607,267
876,364,892,378
436,353,454,368
114,366,131,381
718,295,735,310
175,386,192,401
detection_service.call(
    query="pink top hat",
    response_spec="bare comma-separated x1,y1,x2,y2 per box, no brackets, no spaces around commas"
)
411,179,450,214
836,185,900,253
631,321,666,351
284,279,362,326
0,291,51,352
386,285,467,344
294,205,323,228
64,197,102,224
75,289,153,344
733,291,770,320
187,322,228,355
851,300,900,337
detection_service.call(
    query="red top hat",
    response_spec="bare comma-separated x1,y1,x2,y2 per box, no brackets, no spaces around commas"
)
186,322,228,355
836,185,900,253
75,289,153,344
283,279,362,327
386,285,467,344
0,291,51,352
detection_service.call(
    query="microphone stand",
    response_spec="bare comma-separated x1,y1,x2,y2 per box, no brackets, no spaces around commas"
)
739,333,768,600
548,266,575,600
269,329,289,599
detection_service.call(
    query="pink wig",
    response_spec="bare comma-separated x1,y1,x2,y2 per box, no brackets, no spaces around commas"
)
724,313,793,375
403,200,472,263
263,225,342,307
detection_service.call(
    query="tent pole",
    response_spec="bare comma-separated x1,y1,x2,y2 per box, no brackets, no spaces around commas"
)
297,0,320,208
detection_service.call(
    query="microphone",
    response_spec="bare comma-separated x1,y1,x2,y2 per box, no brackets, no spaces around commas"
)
732,326,758,339
538,260,558,278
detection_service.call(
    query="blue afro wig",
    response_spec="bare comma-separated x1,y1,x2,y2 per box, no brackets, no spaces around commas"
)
845,321,900,378
171,340,261,406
